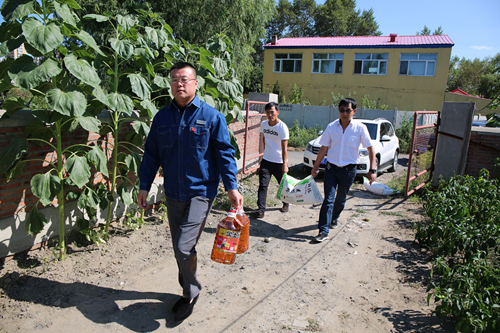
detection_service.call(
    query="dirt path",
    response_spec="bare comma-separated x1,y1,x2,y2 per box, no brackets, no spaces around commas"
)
0,153,452,332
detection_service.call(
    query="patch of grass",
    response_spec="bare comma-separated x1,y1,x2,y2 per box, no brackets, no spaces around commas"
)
307,318,321,331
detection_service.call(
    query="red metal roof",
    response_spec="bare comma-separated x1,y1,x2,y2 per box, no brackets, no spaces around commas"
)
264,35,454,49
450,88,471,96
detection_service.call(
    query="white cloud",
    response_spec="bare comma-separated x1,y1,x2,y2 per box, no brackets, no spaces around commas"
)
470,46,494,50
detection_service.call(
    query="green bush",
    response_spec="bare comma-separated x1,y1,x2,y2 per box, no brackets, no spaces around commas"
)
417,170,500,332
288,120,323,148
396,114,413,154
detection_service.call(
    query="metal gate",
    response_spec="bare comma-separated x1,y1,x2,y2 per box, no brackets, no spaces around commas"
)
405,111,439,196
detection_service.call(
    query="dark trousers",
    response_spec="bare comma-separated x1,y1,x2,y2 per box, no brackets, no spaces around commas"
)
257,159,284,213
318,163,357,234
165,196,214,299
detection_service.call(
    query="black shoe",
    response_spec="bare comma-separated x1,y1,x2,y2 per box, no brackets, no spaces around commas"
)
252,211,264,218
172,297,190,313
329,220,338,229
174,295,199,322
280,203,289,213
314,233,329,243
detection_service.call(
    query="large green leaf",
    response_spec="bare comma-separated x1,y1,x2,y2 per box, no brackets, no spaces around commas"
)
128,73,151,100
2,98,26,116
139,99,158,119
53,2,77,27
212,58,229,77
145,27,170,48
31,172,62,206
11,1,34,21
75,30,105,56
1,0,32,21
218,80,244,105
106,92,134,115
0,56,14,79
124,153,142,173
153,75,170,89
132,120,150,137
83,14,108,22
64,53,100,88
78,187,100,211
87,145,109,177
116,14,137,33
0,77,14,94
66,155,91,188
110,38,134,59
0,135,28,175
117,182,133,206
25,119,53,144
25,205,47,235
46,89,86,117
22,18,64,55
58,0,81,10
9,56,61,90
77,116,100,133
5,160,25,182
92,86,108,106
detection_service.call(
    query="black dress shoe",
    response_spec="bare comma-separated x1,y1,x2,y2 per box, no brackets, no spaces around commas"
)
172,297,190,313
251,211,264,218
174,295,199,322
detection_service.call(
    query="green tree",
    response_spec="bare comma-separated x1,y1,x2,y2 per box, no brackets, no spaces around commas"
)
448,54,500,99
417,25,443,35
314,0,381,37
76,0,275,89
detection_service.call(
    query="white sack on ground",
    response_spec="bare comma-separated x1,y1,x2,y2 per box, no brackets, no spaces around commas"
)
363,177,399,196
276,174,324,205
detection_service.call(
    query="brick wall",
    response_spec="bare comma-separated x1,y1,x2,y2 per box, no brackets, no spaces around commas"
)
0,111,264,258
0,118,136,220
465,127,500,179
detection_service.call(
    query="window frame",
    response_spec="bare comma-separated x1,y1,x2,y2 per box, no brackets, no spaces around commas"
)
311,53,344,74
273,53,303,73
353,53,388,75
399,53,437,76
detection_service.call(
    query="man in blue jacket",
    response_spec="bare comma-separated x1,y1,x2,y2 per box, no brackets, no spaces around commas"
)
138,62,243,322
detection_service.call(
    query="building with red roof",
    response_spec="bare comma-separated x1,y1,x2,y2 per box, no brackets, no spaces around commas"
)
263,34,454,111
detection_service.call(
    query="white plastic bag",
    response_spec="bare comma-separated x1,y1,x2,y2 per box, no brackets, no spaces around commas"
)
276,174,324,205
363,177,398,196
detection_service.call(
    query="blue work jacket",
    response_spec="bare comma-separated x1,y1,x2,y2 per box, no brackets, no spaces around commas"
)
139,96,238,201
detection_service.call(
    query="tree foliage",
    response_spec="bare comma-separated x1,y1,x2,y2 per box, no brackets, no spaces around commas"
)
448,53,500,100
417,25,443,35
266,0,381,40
75,0,275,82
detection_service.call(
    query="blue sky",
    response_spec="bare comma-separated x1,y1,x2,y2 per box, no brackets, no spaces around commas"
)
1,0,498,61
343,0,499,61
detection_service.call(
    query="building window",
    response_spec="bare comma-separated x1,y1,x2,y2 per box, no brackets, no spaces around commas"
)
399,53,437,76
312,53,343,74
274,53,302,73
354,53,388,75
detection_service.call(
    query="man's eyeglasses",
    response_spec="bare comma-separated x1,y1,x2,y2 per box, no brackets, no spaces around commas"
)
339,108,353,114
170,76,196,84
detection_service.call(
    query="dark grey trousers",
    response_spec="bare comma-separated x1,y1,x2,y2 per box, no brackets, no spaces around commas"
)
165,196,214,299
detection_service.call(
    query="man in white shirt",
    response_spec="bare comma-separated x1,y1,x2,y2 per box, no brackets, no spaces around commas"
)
254,102,289,218
311,98,376,242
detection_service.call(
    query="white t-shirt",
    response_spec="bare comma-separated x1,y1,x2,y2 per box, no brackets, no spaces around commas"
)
260,120,289,163
318,119,372,166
